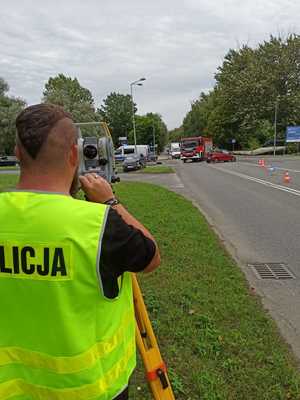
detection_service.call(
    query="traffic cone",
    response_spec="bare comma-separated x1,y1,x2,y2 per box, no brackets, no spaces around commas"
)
258,159,262,166
261,159,265,167
283,171,291,184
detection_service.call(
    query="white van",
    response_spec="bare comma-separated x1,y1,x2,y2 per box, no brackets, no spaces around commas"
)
115,145,150,162
170,142,181,159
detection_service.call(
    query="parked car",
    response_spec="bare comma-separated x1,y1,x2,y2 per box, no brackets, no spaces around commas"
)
122,155,143,172
148,151,158,162
206,149,236,163
0,155,18,167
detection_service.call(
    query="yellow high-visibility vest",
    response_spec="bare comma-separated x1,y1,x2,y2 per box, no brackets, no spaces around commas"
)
0,191,136,400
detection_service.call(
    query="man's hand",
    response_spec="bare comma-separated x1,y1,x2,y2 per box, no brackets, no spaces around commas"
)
79,174,114,203
80,173,160,273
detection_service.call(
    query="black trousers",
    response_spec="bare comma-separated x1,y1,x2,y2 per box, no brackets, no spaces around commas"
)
114,386,129,400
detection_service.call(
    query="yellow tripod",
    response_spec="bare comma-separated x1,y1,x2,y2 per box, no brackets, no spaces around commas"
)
132,274,175,400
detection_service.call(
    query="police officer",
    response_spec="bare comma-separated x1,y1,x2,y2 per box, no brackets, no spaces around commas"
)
0,104,160,400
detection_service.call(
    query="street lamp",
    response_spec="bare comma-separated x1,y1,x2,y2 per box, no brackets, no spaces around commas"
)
273,96,280,156
130,77,146,153
152,120,156,161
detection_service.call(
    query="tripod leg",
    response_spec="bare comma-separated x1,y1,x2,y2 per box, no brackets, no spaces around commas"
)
132,274,176,400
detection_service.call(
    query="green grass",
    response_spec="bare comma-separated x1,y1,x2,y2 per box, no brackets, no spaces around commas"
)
137,165,175,174
113,182,300,400
1,175,300,399
0,166,19,171
0,174,18,191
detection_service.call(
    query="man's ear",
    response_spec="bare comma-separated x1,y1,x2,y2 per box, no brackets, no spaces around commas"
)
69,143,78,167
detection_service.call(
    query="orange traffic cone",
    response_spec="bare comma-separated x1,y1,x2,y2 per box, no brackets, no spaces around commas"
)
258,159,262,166
283,171,291,184
261,159,265,167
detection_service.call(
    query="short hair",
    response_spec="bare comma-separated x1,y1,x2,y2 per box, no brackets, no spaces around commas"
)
16,104,73,159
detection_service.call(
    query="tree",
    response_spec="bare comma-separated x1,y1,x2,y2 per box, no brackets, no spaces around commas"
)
0,78,26,155
182,92,216,138
0,78,9,96
213,35,300,147
181,34,300,149
98,92,135,145
128,113,168,152
168,126,184,142
43,74,98,135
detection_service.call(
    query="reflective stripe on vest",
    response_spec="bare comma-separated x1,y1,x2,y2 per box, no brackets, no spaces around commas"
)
0,340,135,400
0,191,136,399
0,311,132,374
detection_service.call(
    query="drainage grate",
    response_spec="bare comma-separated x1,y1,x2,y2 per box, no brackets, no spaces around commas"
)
248,263,296,280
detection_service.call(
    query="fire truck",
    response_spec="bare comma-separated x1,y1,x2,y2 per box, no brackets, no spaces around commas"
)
180,136,213,163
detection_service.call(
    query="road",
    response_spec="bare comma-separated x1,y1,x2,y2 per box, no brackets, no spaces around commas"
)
122,156,300,359
165,156,300,359
0,169,19,175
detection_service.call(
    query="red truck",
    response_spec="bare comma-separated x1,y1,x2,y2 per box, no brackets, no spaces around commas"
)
180,136,213,163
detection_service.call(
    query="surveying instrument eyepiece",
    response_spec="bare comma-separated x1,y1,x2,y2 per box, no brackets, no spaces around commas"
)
75,121,120,184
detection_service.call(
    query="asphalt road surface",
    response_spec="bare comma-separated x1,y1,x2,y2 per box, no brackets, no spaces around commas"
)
0,169,19,175
165,156,300,360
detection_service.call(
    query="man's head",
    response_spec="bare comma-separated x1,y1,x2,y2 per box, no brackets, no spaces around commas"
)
15,104,78,189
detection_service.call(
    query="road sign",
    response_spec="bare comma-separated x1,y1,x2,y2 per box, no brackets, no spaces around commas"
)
231,139,236,144
286,126,300,143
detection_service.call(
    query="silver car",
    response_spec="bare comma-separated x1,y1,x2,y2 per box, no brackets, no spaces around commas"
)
122,155,142,172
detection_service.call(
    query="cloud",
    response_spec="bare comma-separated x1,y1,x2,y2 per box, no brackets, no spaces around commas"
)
0,0,299,128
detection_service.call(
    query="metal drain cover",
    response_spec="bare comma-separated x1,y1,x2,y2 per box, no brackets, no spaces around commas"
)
248,263,296,280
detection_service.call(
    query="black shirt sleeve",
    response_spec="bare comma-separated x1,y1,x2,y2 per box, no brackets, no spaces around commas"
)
99,208,156,298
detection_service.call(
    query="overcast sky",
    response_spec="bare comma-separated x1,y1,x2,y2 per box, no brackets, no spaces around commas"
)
0,0,299,129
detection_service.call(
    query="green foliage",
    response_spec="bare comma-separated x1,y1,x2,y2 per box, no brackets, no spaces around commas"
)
168,368,186,396
43,74,98,135
182,92,214,137
0,78,26,155
97,93,169,150
257,119,274,140
168,126,184,142
98,92,135,145
181,34,300,150
128,113,168,152
137,165,174,174
247,137,261,151
0,78,9,96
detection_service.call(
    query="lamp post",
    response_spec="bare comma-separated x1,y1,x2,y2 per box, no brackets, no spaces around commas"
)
273,96,279,156
152,120,156,161
130,78,146,154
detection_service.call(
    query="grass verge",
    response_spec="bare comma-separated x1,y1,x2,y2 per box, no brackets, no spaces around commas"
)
114,182,300,400
1,175,300,399
0,166,19,171
0,174,18,191
137,165,174,174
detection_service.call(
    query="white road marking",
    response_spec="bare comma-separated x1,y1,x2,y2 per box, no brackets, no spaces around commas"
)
170,174,185,189
171,184,185,189
211,165,300,197
241,161,300,173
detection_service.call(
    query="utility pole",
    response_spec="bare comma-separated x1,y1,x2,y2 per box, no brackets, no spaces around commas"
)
273,96,279,156
130,78,146,154
152,120,156,160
